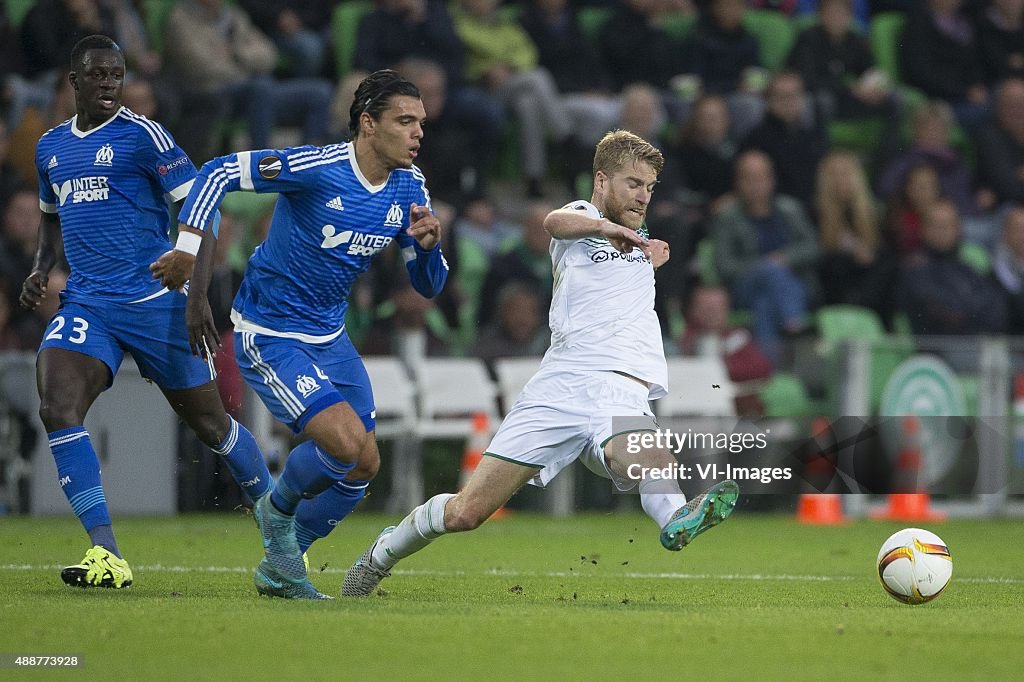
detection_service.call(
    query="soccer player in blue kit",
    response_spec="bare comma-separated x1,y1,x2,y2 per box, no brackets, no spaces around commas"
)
151,70,448,599
20,35,273,589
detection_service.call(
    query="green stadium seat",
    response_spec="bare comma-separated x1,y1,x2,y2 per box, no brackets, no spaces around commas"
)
869,12,905,85
760,372,819,417
5,0,34,28
827,118,885,155
141,0,176,53
577,6,611,43
959,242,991,276
332,0,374,78
661,13,697,44
742,9,796,72
816,304,914,413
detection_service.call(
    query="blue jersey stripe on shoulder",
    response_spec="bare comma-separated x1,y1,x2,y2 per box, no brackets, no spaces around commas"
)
186,162,240,227
289,149,348,173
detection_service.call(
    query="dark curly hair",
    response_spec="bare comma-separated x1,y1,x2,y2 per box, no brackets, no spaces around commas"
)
348,69,421,137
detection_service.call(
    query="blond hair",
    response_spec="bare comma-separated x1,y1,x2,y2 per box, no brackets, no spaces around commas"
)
816,151,879,253
593,130,664,177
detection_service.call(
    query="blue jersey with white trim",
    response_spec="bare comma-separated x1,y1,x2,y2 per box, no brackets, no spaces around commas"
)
180,141,448,339
35,107,197,303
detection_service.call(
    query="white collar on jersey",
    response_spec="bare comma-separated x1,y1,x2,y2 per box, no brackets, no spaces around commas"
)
348,150,387,194
70,107,126,138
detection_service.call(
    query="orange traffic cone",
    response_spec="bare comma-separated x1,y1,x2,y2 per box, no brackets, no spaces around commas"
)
797,417,846,525
874,416,945,521
460,412,507,519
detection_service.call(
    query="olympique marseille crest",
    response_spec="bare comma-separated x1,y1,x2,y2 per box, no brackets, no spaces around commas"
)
94,144,114,166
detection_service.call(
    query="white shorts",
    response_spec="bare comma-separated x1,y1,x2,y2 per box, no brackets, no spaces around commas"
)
485,369,658,489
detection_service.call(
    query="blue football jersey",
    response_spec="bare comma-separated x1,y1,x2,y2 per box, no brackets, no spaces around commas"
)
35,107,198,303
180,142,448,340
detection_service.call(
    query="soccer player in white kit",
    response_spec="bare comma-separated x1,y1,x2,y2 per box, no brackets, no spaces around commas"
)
343,130,739,596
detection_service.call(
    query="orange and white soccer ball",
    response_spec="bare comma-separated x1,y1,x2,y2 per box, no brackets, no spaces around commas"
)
876,528,952,605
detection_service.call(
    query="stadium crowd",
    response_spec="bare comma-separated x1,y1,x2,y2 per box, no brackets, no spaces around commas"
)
1,0,1024,419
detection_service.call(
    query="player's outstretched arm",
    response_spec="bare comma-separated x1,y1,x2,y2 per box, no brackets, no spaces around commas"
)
20,212,61,310
544,209,651,257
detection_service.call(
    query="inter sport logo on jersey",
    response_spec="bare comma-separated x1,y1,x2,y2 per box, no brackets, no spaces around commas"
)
52,177,110,206
320,225,393,256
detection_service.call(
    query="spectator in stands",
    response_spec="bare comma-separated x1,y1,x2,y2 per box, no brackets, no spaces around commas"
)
19,0,115,79
815,151,897,324
355,1,504,198
162,0,332,160
975,77,1024,207
237,1,333,78
0,120,26,207
712,150,819,363
360,282,450,365
678,284,774,415
992,205,1024,333
452,0,573,197
394,59,491,206
978,0,1024,84
786,0,904,158
685,0,765,137
520,0,618,139
7,77,75,183
884,163,944,260
897,198,1007,335
740,71,827,209
0,187,42,285
473,282,549,367
900,0,990,131
877,101,979,217
454,196,521,259
477,202,553,327
670,93,737,223
599,0,690,92
793,0,870,28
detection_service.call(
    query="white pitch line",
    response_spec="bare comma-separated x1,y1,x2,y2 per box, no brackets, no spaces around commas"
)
0,564,1019,584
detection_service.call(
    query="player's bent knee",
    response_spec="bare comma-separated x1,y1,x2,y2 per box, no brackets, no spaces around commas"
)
38,400,85,432
317,428,368,466
348,452,380,481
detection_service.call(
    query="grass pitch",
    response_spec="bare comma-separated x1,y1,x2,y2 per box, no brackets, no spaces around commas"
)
1,511,1022,679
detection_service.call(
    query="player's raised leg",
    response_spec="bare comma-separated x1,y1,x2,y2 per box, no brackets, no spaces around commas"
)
343,454,537,597
161,383,272,503
38,348,133,588
604,433,738,551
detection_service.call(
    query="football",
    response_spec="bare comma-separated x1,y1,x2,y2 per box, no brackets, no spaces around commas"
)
876,528,953,604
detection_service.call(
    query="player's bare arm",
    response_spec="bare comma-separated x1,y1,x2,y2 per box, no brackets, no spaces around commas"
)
406,202,441,250
543,208,651,257
149,223,202,290
184,226,221,359
19,212,61,310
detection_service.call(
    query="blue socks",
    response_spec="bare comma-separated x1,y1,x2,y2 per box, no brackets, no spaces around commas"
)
270,440,355,516
212,417,272,501
49,427,121,558
294,479,369,553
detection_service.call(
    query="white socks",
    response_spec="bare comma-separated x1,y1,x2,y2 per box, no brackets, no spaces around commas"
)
639,479,688,529
371,493,455,570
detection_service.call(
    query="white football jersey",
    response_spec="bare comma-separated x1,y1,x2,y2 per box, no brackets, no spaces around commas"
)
539,200,668,399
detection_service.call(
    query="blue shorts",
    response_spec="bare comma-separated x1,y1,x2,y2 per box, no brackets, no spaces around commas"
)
234,330,376,434
38,290,214,391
